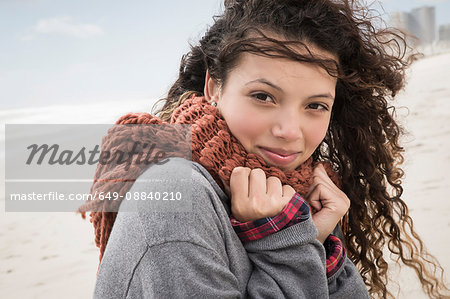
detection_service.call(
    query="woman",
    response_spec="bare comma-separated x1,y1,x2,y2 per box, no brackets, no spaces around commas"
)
79,0,450,298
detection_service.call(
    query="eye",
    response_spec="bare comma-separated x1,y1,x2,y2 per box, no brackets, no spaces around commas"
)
307,103,329,111
251,93,275,103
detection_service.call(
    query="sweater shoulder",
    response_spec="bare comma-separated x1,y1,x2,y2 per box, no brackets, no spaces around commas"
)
115,157,231,248
135,157,228,203
125,157,229,212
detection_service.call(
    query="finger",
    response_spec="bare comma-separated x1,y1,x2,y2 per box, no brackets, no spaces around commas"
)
311,175,333,193
280,185,295,207
311,166,348,207
305,175,321,199
304,184,323,212
248,168,267,199
308,182,349,214
266,176,282,199
312,163,335,187
281,184,296,199
309,170,335,198
229,167,251,200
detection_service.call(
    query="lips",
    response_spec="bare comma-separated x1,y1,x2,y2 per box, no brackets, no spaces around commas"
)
259,146,299,156
258,146,300,166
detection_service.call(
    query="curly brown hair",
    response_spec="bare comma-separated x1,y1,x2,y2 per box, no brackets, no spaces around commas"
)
149,0,449,298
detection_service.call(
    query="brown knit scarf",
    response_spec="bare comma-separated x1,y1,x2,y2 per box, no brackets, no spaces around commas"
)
78,95,341,263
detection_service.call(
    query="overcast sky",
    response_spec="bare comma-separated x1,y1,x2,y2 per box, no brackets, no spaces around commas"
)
1,0,449,109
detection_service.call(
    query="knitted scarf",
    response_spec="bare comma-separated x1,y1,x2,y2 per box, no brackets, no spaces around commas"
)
78,95,341,262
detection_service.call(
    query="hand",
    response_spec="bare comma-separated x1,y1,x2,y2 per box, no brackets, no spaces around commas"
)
304,163,350,243
228,167,296,223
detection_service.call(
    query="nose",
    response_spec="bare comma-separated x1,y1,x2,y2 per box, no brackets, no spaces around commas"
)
271,108,303,141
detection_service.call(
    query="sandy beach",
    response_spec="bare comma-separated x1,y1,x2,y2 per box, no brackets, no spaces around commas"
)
1,52,450,298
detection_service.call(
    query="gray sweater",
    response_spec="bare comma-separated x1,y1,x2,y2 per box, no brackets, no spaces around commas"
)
94,157,369,298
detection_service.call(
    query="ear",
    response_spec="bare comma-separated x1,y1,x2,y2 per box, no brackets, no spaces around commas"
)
204,70,220,102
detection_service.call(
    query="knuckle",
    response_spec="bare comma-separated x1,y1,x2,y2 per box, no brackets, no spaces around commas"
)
232,166,250,176
312,175,320,184
267,176,281,184
282,184,294,191
282,184,296,196
250,168,266,180
338,198,351,213
344,197,351,209
251,168,265,175
312,170,325,180
232,166,242,173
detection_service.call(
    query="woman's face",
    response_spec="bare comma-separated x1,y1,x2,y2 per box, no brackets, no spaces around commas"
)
206,47,337,171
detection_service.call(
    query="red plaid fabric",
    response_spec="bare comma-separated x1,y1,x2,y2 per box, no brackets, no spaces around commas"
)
230,193,309,242
324,235,346,278
230,193,346,277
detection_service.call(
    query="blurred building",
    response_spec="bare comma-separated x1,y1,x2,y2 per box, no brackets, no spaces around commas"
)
390,11,413,33
390,6,436,46
439,24,450,42
411,6,435,45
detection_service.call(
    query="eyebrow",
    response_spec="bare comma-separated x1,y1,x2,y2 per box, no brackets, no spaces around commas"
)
245,78,335,101
245,78,283,92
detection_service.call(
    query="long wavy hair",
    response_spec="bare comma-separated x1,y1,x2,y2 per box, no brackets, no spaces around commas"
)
150,0,449,298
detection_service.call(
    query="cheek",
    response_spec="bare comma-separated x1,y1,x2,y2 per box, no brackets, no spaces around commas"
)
304,120,329,149
223,108,268,147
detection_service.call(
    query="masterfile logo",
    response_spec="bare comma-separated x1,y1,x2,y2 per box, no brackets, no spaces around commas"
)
4,124,193,212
